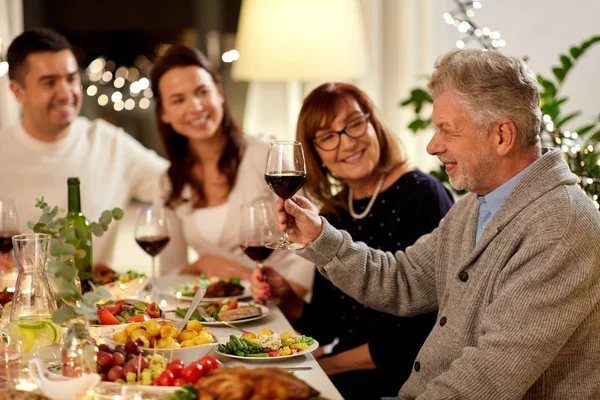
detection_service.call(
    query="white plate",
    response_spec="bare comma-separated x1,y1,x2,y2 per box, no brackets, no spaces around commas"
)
164,302,270,326
215,341,319,361
156,275,252,302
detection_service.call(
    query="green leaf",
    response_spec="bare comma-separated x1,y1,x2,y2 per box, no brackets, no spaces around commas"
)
589,129,600,143
39,214,53,225
60,228,76,241
56,265,78,280
47,260,61,275
43,206,51,214
74,228,88,242
52,306,77,325
552,67,566,83
559,55,572,71
574,123,598,137
27,221,34,229
556,111,582,129
112,208,124,220
94,286,111,300
569,46,582,59
100,210,113,224
50,239,63,257
50,206,59,218
100,221,109,231
90,222,104,237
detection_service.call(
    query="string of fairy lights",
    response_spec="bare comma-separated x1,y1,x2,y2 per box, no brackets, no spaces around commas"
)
445,0,599,207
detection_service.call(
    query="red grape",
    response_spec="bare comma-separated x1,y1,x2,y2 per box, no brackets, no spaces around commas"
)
107,366,125,382
125,353,136,362
98,344,113,353
124,341,140,355
97,351,114,367
113,352,125,366
114,345,125,355
100,373,108,382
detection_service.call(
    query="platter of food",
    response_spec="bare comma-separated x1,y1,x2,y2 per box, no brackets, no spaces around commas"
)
215,329,318,361
157,275,251,302
167,300,269,326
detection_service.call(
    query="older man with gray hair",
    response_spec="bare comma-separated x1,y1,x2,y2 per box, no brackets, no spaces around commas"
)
266,49,600,399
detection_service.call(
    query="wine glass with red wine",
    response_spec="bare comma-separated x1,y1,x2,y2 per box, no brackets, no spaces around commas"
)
134,206,170,298
0,198,20,273
240,200,277,270
264,141,307,250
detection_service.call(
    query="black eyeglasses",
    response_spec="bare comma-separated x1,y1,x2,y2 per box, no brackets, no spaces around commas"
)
313,114,370,151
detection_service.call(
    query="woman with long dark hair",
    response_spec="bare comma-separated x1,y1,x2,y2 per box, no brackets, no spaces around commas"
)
150,44,313,296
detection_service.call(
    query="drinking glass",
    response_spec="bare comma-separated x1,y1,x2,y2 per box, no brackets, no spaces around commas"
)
134,206,170,300
240,200,277,270
264,141,307,250
0,198,20,273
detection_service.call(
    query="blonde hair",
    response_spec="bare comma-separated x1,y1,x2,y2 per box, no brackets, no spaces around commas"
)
428,49,541,148
296,82,406,216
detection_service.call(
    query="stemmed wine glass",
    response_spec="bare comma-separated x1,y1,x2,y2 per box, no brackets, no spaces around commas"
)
240,200,277,270
134,206,170,299
264,141,307,250
0,197,20,273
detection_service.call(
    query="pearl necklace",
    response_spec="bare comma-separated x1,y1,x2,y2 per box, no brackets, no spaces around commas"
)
348,175,385,220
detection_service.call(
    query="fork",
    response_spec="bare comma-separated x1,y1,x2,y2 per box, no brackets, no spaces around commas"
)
197,306,249,334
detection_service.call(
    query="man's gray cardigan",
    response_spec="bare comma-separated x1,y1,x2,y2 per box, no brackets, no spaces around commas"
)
298,148,600,399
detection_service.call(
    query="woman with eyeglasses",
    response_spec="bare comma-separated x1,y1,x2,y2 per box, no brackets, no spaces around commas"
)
250,83,454,400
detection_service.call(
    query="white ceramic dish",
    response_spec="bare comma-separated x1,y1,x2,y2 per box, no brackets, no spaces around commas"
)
28,358,101,400
103,323,218,365
164,302,270,326
102,277,148,300
215,341,319,361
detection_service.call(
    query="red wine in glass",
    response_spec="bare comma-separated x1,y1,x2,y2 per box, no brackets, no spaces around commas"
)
264,171,307,200
263,141,307,250
0,233,18,254
134,206,169,299
240,243,274,262
135,235,170,257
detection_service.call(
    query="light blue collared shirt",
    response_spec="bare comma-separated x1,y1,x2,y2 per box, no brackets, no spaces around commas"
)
475,164,534,243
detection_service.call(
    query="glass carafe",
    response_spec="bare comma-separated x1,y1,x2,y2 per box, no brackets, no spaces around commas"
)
8,233,61,365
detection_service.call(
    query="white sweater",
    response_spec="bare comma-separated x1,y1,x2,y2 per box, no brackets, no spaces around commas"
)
0,117,169,264
156,135,315,290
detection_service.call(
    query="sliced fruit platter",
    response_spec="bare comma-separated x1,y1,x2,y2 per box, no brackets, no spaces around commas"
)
216,329,317,359
94,299,162,325
170,299,268,325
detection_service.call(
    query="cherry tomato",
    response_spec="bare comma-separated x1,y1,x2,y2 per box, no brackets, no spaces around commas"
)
166,362,184,377
98,309,120,325
146,302,161,318
268,351,280,357
168,359,185,368
127,314,149,323
202,355,219,368
180,364,203,382
228,299,239,310
157,370,175,386
196,358,214,373
172,378,188,386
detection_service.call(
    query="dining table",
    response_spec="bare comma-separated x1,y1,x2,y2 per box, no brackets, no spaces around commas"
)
153,277,344,400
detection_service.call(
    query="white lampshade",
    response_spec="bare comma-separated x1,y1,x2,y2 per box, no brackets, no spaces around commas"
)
232,0,368,82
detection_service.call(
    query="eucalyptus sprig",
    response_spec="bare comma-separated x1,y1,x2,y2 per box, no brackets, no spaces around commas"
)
27,197,124,324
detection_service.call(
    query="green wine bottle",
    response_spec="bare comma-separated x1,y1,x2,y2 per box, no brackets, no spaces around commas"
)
67,177,93,293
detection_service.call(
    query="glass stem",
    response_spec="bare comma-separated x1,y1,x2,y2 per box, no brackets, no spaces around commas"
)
281,232,290,243
151,256,156,285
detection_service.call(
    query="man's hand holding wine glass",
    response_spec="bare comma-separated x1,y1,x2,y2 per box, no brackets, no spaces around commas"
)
275,196,323,245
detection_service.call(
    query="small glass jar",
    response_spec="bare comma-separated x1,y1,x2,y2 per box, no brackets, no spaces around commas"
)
61,317,97,377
